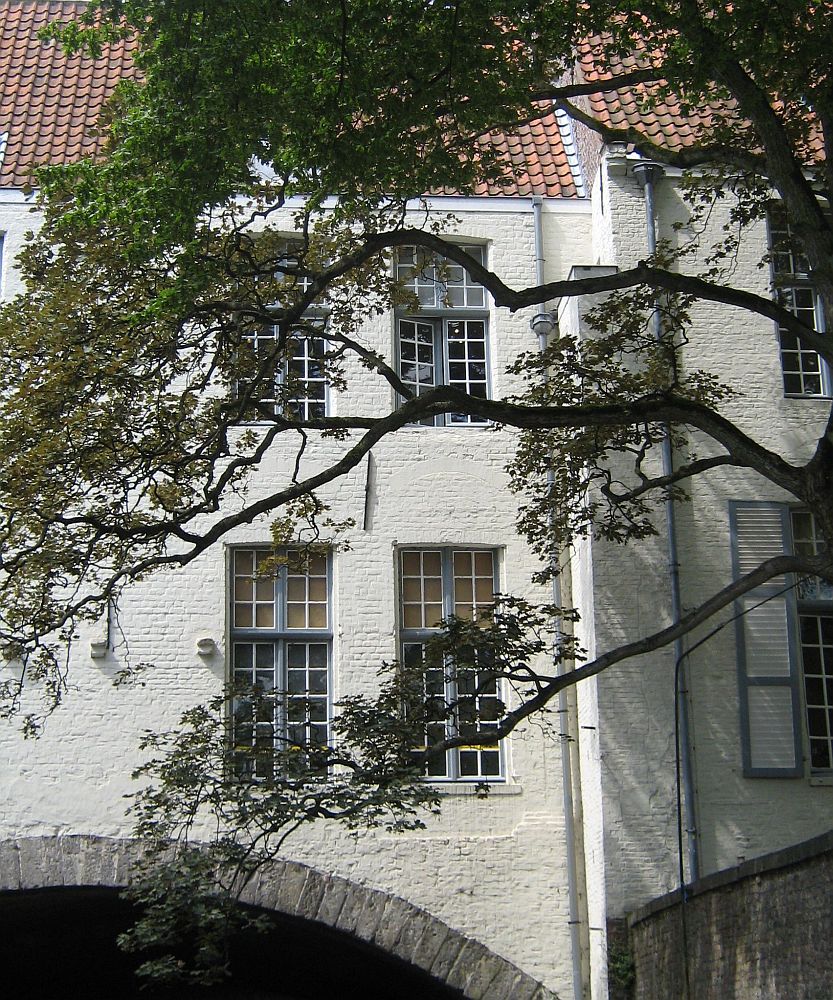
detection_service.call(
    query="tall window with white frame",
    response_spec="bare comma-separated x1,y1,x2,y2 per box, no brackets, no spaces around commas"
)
768,206,828,396
399,548,502,779
395,245,490,425
237,241,328,420
791,511,833,771
238,326,328,420
230,548,330,777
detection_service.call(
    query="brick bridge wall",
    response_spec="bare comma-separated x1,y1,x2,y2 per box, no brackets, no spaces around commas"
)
629,830,833,1000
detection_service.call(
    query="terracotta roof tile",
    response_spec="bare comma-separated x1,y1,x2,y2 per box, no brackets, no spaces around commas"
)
0,2,584,197
0,0,136,188
577,42,739,153
461,109,582,198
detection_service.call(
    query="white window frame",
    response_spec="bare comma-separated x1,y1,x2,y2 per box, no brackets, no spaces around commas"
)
767,207,829,397
236,237,331,421
731,502,833,777
398,547,503,781
238,322,330,421
789,510,833,772
229,547,332,777
395,245,491,426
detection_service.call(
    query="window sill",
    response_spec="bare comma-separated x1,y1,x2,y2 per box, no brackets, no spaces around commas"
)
783,393,833,401
809,774,833,786
401,422,493,430
428,781,522,796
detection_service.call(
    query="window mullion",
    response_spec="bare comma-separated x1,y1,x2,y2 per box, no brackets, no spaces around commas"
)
275,639,286,753
277,562,287,632
442,548,459,777
445,650,460,780
435,320,446,427
816,289,831,396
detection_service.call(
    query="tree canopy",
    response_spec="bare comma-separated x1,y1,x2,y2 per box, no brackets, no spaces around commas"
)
2,0,828,711
2,0,831,981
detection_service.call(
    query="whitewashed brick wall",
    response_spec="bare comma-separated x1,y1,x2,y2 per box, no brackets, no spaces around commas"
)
0,194,593,997
577,150,833,1000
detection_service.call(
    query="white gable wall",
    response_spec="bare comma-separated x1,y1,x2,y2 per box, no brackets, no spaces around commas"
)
0,195,593,997
578,149,833,955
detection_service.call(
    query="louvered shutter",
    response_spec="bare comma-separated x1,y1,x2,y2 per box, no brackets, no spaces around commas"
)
730,502,803,777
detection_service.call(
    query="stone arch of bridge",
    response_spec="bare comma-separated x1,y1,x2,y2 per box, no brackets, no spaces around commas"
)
0,835,558,1000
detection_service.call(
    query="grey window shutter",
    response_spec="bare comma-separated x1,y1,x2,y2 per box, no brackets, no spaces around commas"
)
730,502,803,776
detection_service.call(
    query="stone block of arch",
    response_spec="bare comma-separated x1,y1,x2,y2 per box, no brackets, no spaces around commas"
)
1,835,560,1000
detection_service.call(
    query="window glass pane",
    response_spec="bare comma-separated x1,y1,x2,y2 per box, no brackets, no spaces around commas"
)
398,320,436,398
231,550,330,768
424,603,443,627
286,334,328,421
453,550,494,620
400,550,444,630
770,208,826,396
400,548,501,780
396,246,489,424
285,642,330,749
791,511,833,599
286,553,328,629
255,603,275,628
238,327,280,416
445,320,488,424
286,605,306,628
403,642,449,777
234,549,277,629
422,551,442,575
308,604,327,628
396,245,486,311
800,613,833,771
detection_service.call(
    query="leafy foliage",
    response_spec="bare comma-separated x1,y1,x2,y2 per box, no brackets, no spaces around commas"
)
2,0,832,717
2,0,833,980
121,596,574,984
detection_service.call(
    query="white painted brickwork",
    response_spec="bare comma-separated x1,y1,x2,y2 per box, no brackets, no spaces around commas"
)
573,151,833,1000
4,160,833,1000
0,195,591,998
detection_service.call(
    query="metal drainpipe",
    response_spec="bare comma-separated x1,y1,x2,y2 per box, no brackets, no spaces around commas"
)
531,195,585,1000
631,163,701,883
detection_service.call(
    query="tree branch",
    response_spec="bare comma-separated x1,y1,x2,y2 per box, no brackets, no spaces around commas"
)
531,68,664,102
331,230,828,362
600,454,742,504
427,552,819,756
555,97,767,174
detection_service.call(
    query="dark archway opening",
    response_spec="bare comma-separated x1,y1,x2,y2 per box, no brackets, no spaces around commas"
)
0,886,467,999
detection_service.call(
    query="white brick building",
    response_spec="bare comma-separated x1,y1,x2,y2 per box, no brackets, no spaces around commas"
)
0,5,830,999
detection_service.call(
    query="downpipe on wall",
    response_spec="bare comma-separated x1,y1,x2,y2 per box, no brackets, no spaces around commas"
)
630,162,701,884
531,195,586,1000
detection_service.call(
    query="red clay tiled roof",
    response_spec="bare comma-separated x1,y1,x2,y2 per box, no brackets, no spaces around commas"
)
0,1,136,189
3,6,819,200
579,45,730,152
472,107,582,198
582,46,825,165
0,2,584,197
